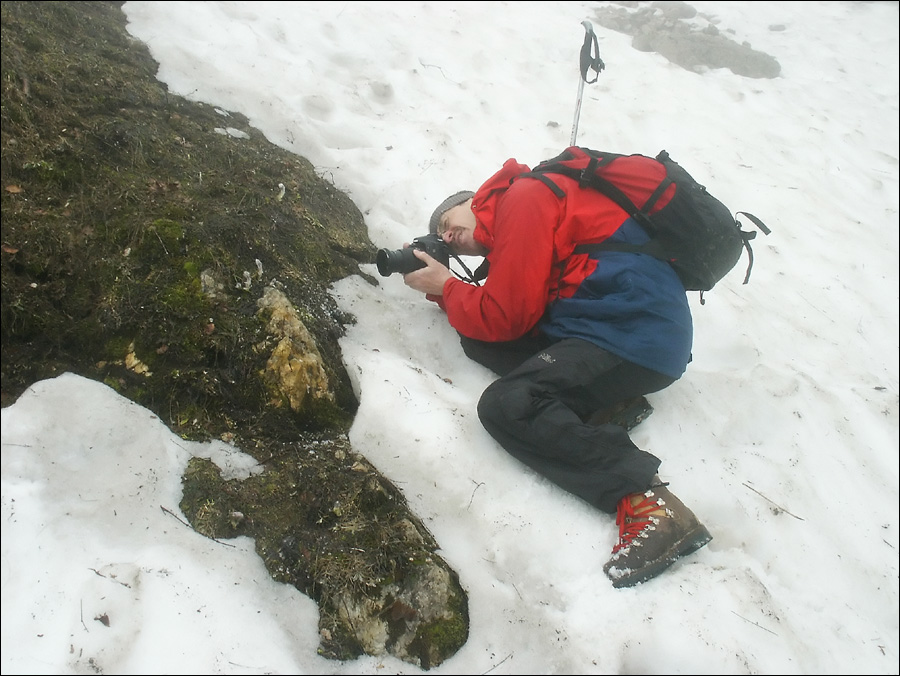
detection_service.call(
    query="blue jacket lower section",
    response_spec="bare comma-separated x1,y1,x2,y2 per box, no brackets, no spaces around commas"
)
539,218,693,379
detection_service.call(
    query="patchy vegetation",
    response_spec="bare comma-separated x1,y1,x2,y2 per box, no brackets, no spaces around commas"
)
0,1,467,668
180,442,468,667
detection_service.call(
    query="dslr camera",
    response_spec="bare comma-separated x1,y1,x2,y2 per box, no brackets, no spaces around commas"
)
376,233,451,277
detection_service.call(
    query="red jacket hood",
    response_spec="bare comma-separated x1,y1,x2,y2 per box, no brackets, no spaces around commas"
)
471,158,532,251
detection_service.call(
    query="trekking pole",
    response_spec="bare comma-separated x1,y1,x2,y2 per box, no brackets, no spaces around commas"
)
570,20,605,146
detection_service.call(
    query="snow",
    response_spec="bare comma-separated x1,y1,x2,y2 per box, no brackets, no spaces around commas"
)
2,2,898,674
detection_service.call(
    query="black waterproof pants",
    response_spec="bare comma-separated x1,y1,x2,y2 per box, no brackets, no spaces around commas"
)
461,335,676,514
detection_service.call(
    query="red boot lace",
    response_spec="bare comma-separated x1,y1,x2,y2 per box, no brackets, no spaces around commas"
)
611,492,663,554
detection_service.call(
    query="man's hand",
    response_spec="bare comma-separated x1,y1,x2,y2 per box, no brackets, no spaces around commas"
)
403,249,453,296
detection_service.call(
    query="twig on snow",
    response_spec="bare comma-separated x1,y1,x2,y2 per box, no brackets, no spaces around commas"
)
742,483,804,520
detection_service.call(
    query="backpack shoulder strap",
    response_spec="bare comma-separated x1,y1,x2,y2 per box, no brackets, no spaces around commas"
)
518,171,566,199
526,152,675,242
516,159,671,263
526,153,670,227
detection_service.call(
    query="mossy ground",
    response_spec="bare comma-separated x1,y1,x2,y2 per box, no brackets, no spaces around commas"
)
1,1,372,437
1,1,467,667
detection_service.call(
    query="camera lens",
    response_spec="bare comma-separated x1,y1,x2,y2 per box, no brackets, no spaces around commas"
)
376,247,424,277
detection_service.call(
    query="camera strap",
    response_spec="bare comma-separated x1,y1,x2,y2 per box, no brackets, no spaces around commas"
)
449,253,487,286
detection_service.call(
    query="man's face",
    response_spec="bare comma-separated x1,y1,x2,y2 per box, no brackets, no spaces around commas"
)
436,199,487,256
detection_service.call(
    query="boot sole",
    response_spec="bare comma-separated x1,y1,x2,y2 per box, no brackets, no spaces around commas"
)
609,524,713,589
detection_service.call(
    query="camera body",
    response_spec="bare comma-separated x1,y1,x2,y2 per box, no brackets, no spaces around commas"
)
376,233,451,277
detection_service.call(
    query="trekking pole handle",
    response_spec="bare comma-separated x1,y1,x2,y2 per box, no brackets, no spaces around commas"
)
579,21,604,84
570,20,604,146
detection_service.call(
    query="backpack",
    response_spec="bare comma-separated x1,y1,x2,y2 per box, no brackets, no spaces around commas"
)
519,146,771,302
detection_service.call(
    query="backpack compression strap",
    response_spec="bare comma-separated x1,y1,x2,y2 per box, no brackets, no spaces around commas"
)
734,211,772,284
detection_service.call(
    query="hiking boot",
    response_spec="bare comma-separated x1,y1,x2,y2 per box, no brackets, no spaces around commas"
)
587,396,654,431
603,478,712,588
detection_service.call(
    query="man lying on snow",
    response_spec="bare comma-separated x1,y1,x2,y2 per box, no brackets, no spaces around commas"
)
402,149,713,588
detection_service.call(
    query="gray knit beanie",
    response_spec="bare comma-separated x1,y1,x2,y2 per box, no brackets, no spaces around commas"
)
428,190,475,234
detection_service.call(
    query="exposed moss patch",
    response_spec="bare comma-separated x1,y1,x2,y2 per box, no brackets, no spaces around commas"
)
1,1,375,439
179,434,468,666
